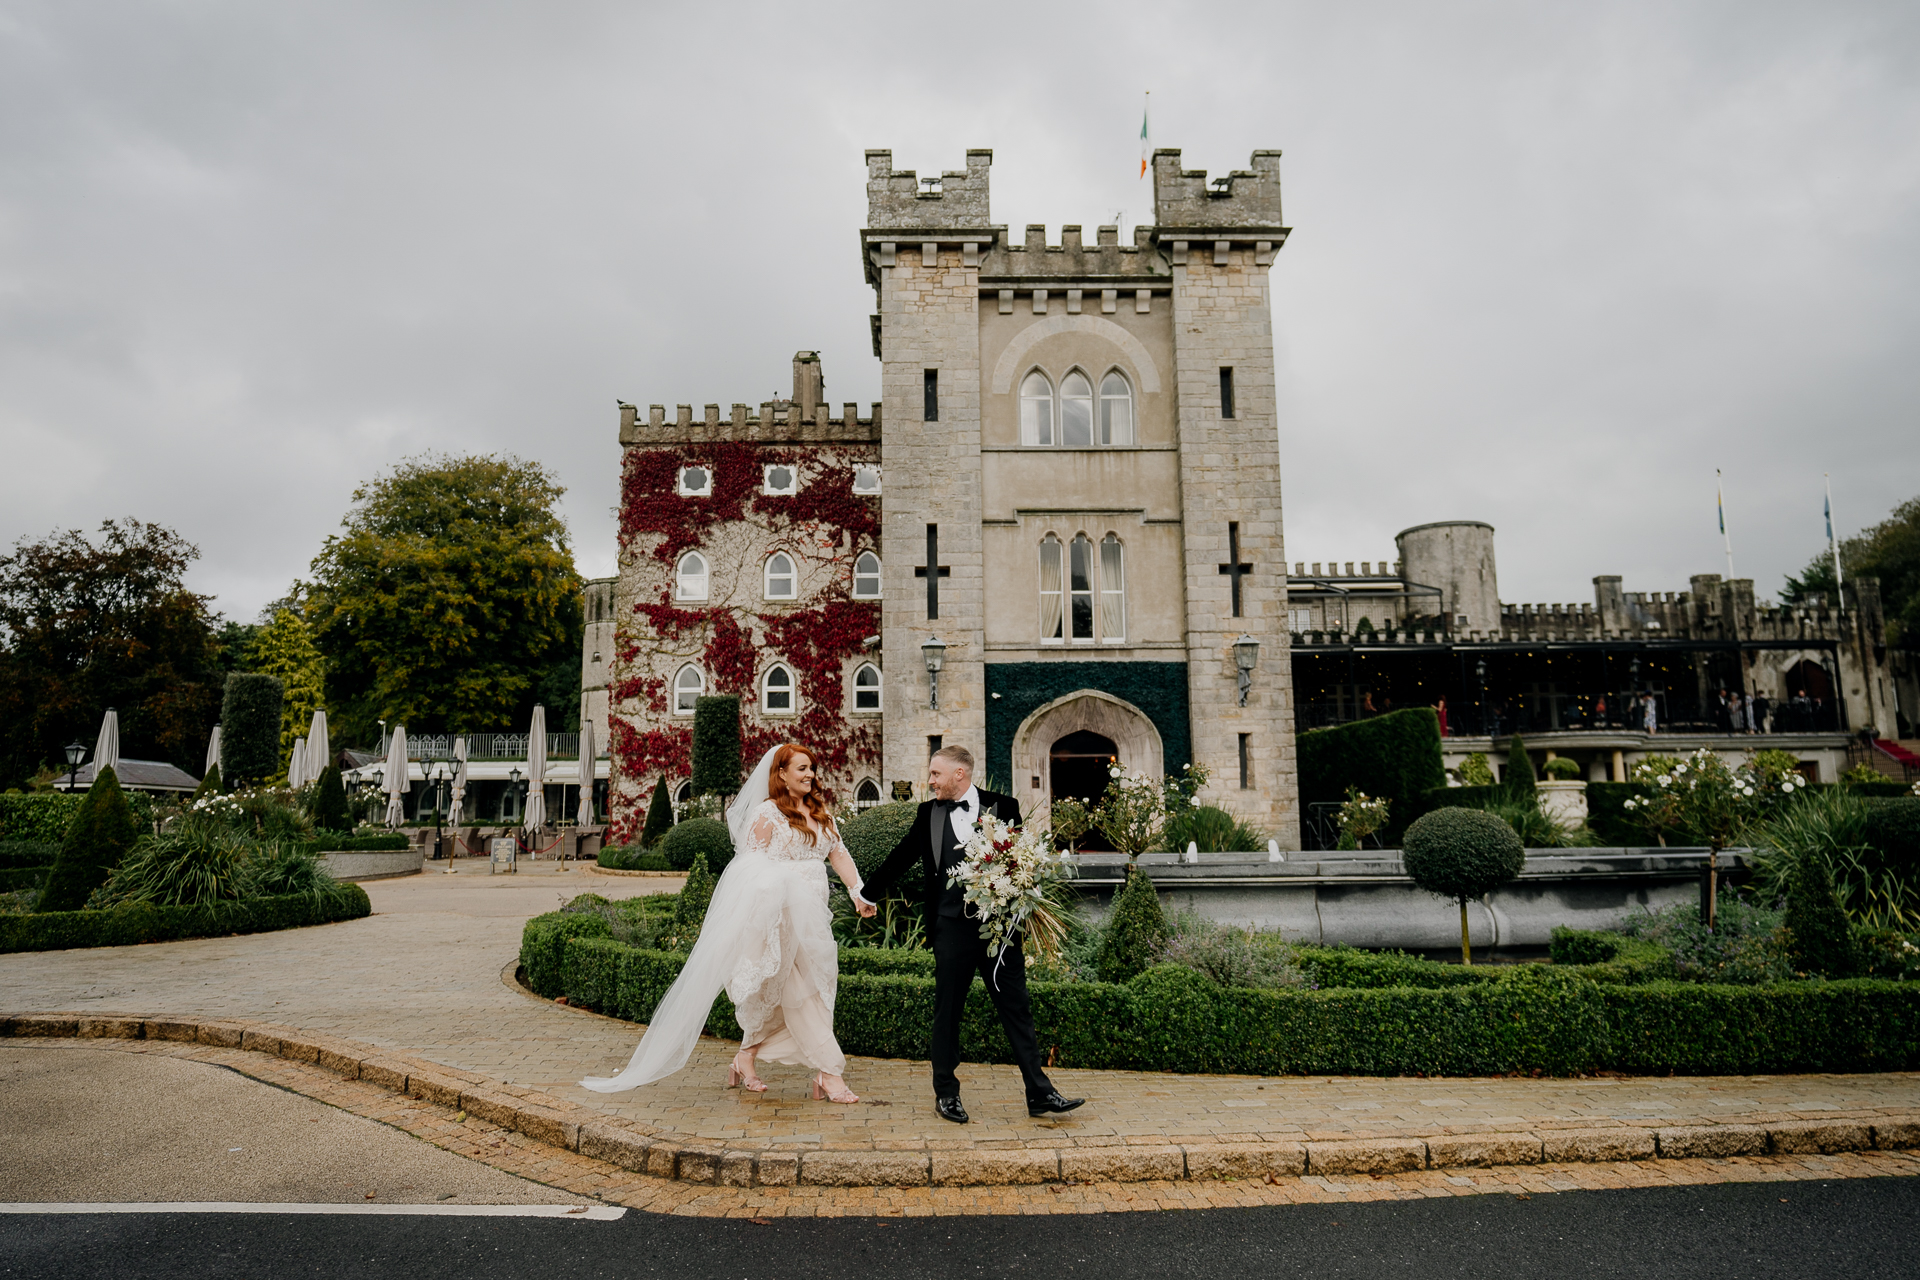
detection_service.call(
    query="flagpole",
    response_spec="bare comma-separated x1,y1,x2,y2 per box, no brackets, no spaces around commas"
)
1717,469,1734,579
1825,473,1843,597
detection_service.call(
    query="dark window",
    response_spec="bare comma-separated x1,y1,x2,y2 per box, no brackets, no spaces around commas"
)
1238,734,1252,789
928,735,943,758
1219,367,1235,418
924,369,939,422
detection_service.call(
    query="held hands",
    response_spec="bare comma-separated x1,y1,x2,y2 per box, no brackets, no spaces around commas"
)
856,900,877,919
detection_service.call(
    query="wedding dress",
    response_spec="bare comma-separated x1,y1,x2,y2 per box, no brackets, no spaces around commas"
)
581,763,851,1092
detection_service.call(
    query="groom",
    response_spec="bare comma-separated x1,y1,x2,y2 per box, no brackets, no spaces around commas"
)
855,745,1086,1124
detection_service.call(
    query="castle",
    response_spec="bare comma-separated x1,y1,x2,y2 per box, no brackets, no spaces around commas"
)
597,147,1298,844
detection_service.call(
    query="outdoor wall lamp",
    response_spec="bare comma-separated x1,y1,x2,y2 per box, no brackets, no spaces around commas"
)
1232,634,1260,706
922,635,947,710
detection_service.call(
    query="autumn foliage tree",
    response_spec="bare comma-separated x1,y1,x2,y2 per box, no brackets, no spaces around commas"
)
305,454,584,745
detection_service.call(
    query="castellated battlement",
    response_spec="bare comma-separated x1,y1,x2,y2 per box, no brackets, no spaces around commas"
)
866,148,994,229
617,352,879,445
1152,148,1286,231
980,224,1169,282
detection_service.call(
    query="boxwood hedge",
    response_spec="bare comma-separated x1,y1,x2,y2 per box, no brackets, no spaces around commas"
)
0,884,371,954
521,913,1920,1077
1297,708,1446,845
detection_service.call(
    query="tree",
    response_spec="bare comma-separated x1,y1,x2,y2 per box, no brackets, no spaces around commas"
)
1505,735,1537,794
1785,494,1920,645
248,607,327,781
220,673,284,790
38,766,141,912
0,520,222,787
311,764,352,832
640,776,675,847
305,454,583,744
1402,807,1526,964
1095,864,1169,982
690,695,742,796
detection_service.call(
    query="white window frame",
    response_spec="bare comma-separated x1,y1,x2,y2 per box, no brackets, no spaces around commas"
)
852,661,883,712
1038,533,1065,645
675,551,709,601
1099,369,1134,446
852,551,882,599
1098,533,1126,644
852,464,882,495
761,663,796,715
677,464,713,497
1059,368,1095,448
762,462,798,496
763,551,797,601
672,664,705,715
1020,369,1055,447
1067,532,1096,643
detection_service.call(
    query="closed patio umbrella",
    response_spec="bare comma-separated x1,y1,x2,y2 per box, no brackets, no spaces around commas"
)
306,710,330,781
575,720,596,827
522,706,547,833
382,724,409,827
204,724,221,778
288,736,309,790
94,708,120,778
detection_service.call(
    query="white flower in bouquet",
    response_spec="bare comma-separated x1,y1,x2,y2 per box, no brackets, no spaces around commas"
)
946,809,1077,979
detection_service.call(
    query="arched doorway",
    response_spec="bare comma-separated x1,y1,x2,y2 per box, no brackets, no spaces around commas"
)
1780,659,1840,731
1008,688,1165,826
1049,730,1119,850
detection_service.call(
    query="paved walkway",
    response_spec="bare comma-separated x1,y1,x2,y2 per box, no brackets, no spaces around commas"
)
4,862,1920,1160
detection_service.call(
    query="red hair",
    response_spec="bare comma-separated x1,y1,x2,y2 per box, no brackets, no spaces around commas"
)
767,743,834,843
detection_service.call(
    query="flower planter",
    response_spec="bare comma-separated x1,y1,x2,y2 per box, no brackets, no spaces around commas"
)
1536,779,1589,828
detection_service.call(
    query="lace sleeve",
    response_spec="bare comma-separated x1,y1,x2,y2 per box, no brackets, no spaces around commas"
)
743,801,782,855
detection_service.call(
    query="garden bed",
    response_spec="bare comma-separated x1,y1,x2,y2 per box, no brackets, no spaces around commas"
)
0,885,371,954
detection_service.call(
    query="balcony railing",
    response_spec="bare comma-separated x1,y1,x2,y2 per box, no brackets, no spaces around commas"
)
379,732,607,761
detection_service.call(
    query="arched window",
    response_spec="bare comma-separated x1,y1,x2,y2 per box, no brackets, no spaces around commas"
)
675,551,709,601
855,779,882,811
853,662,882,711
1060,371,1093,447
761,663,795,714
678,465,712,497
673,665,705,714
1020,370,1054,446
1099,371,1134,446
1068,533,1095,641
1099,534,1126,642
764,552,796,600
852,551,882,599
1038,535,1064,643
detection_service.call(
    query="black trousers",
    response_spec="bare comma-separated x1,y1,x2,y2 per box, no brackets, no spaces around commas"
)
929,914,1054,1101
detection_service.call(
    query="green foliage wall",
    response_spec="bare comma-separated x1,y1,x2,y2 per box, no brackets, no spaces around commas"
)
984,662,1191,793
219,673,284,788
1297,707,1446,844
0,793,83,842
36,767,141,913
690,695,742,796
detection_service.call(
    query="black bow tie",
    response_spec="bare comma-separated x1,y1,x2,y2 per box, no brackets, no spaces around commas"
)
935,797,972,813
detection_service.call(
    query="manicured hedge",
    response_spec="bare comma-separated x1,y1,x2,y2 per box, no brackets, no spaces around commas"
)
521,916,1920,1076
0,841,58,870
1297,708,1446,844
0,885,371,954
303,832,411,853
0,794,83,842
1864,798,1920,862
0,866,49,892
1585,782,1649,845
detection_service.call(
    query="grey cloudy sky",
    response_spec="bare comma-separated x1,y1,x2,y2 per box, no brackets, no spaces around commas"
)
3,1,1915,622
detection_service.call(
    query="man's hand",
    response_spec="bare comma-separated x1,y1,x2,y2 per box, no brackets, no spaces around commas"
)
856,900,877,918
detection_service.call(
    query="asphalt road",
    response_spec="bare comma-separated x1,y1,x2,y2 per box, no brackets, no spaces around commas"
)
4,1176,1916,1280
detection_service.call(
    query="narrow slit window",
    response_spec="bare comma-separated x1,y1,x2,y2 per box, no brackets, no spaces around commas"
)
1068,534,1095,641
1020,371,1054,446
852,551,882,599
1099,371,1134,445
924,369,939,422
1038,535,1064,642
1099,534,1126,642
853,662,882,711
1238,734,1252,789
1219,367,1236,419
1060,371,1093,447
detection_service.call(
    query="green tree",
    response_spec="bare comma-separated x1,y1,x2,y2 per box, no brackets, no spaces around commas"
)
1505,735,1537,794
1095,864,1169,982
0,520,222,787
1784,494,1920,644
220,673,284,790
690,695,742,796
305,454,584,744
248,607,326,781
640,775,675,847
310,764,352,832
38,766,141,912
1402,807,1526,964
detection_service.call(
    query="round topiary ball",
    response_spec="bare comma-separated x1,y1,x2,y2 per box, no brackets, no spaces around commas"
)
657,816,734,875
1401,806,1526,903
838,801,922,891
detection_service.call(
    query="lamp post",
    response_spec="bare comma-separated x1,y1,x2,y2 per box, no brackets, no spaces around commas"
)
430,758,449,858
1233,634,1260,707
922,636,947,710
1474,657,1488,736
64,740,86,793
509,765,523,825
370,768,384,827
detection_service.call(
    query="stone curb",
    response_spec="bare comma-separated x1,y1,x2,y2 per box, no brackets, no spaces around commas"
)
6,1012,1917,1190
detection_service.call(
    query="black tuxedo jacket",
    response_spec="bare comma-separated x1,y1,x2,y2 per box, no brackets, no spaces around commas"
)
862,789,1023,929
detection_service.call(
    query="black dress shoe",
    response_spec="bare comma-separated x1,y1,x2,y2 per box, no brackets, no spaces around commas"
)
935,1095,969,1124
1028,1091,1086,1118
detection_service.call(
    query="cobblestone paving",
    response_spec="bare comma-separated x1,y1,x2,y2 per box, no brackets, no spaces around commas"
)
5,863,1920,1157
13,1038,1919,1219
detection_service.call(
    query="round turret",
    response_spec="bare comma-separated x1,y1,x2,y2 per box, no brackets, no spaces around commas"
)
1395,521,1499,634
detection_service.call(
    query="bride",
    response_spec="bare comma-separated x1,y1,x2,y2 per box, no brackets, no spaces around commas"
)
580,742,872,1103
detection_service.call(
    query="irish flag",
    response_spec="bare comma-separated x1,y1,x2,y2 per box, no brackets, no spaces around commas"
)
1139,93,1150,178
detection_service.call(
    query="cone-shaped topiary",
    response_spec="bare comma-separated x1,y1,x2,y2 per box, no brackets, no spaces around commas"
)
657,815,734,876
640,776,675,848
38,766,141,912
675,852,716,932
220,673,284,789
1402,806,1526,964
1505,735,1537,795
310,765,352,833
192,764,221,802
1096,863,1169,983
690,694,742,797
1785,855,1857,977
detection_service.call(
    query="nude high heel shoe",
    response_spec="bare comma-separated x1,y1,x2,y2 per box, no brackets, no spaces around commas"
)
727,1051,766,1093
812,1073,858,1104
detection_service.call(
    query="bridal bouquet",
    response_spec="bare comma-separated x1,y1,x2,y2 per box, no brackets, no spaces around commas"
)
948,810,1076,976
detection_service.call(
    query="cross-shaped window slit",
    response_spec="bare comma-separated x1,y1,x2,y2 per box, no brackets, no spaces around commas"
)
913,523,950,620
1218,522,1253,617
